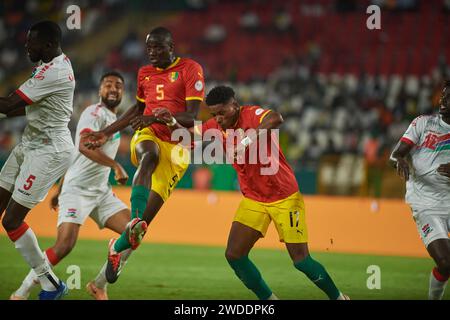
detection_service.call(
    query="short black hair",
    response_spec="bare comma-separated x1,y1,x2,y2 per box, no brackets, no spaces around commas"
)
206,86,236,106
148,26,173,42
30,21,62,45
100,71,125,84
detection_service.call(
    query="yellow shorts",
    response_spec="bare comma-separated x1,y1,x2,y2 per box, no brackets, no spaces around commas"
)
234,192,308,243
130,127,190,201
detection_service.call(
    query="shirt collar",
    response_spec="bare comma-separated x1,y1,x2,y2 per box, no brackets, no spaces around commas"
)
156,57,180,71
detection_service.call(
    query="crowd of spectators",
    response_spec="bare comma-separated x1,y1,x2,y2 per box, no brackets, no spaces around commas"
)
1,0,449,195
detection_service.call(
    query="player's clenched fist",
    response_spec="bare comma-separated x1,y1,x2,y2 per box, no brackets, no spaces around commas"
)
396,158,410,181
437,162,450,178
153,107,173,124
113,163,129,185
81,131,108,149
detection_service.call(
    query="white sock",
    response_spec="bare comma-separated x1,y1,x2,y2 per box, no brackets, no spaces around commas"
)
429,269,448,300
14,251,54,297
267,293,279,300
94,248,132,289
336,292,350,300
14,229,60,291
94,262,108,289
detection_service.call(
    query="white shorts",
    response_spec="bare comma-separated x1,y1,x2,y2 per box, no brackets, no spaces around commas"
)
57,188,128,229
412,207,450,248
0,144,73,209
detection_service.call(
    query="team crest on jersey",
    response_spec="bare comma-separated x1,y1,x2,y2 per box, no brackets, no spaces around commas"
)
421,223,433,238
421,132,450,151
66,208,77,218
169,71,179,82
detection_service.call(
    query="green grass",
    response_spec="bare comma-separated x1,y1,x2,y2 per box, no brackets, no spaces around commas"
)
0,236,446,300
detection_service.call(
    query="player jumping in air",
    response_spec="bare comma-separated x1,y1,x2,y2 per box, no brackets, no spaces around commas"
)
0,21,75,300
391,80,450,300
154,86,349,300
83,27,205,283
10,71,133,300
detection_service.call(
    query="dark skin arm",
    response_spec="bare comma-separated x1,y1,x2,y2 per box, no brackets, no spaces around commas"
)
83,101,146,149
233,110,284,160
390,141,414,180
0,92,28,115
153,108,284,155
6,106,26,118
129,100,201,131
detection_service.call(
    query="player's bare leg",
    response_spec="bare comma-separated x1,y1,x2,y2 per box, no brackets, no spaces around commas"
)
225,221,277,300
0,187,12,219
286,242,348,300
105,141,162,283
426,239,450,300
87,209,131,300
2,199,67,299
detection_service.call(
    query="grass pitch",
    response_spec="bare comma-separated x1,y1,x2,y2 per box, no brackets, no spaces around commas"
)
0,236,446,300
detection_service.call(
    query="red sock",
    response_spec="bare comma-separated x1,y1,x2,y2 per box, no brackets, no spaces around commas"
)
432,267,449,282
7,222,29,242
45,248,61,266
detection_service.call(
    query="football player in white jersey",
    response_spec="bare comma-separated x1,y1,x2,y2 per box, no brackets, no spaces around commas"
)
9,71,134,300
0,21,75,300
391,80,450,300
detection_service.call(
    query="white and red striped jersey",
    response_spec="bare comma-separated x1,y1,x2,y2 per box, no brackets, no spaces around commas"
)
16,53,75,152
401,114,450,209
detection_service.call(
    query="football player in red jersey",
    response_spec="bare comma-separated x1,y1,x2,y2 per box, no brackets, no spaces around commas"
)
154,86,349,300
83,27,205,283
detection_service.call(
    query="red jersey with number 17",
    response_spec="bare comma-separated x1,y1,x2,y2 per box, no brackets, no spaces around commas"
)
194,106,299,203
136,57,205,142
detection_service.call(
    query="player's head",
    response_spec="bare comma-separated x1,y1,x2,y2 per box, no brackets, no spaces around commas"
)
26,21,62,63
206,86,241,129
439,80,450,118
99,71,124,109
145,27,174,68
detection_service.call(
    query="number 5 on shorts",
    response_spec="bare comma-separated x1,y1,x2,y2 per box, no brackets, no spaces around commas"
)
23,174,36,190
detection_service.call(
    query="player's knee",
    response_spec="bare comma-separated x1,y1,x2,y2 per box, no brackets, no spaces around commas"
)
1,213,22,232
54,242,75,259
139,151,158,169
225,248,244,262
436,257,450,276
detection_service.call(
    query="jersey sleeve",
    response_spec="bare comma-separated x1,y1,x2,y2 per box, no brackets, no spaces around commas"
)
246,106,272,127
402,116,427,146
77,106,105,135
184,61,205,102
193,118,217,137
136,68,146,103
16,66,60,105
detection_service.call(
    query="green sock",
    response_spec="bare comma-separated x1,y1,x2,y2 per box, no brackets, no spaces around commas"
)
227,255,273,300
113,185,150,253
130,185,150,219
294,254,340,300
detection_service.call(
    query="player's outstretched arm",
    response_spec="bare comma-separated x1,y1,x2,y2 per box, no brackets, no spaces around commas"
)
83,101,146,149
390,141,413,180
103,101,145,136
0,92,28,116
